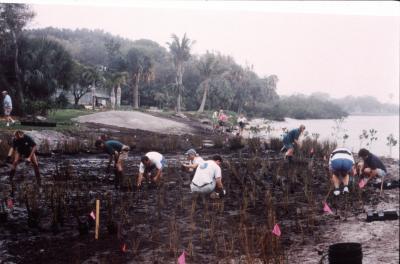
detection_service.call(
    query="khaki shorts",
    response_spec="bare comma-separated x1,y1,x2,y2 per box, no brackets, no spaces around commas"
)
118,145,130,160
4,107,12,116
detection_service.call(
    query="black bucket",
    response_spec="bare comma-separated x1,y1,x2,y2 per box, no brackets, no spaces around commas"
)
329,243,362,264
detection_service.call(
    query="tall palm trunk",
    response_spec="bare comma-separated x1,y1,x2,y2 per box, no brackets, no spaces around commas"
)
133,72,141,109
197,80,209,112
12,30,24,114
176,63,183,113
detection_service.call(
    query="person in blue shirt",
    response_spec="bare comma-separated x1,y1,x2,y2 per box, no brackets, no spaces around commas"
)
357,148,387,187
95,139,130,189
281,124,306,162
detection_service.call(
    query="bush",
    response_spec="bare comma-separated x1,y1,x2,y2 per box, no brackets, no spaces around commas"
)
55,93,70,109
24,100,53,116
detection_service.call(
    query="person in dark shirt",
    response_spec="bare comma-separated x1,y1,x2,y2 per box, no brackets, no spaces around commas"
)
281,124,306,163
95,139,130,189
357,148,387,188
7,130,41,195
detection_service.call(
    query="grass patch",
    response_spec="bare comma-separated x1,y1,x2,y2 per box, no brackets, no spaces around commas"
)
47,109,93,123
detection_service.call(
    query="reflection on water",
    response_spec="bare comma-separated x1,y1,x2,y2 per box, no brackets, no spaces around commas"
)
249,115,399,159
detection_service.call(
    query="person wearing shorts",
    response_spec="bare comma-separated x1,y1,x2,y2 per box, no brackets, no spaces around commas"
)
95,139,130,189
7,130,41,196
281,124,306,162
358,148,387,188
190,155,226,198
237,114,247,136
137,151,166,187
329,147,355,196
2,91,15,126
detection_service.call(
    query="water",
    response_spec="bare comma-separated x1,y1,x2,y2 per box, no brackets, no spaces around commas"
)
249,115,399,159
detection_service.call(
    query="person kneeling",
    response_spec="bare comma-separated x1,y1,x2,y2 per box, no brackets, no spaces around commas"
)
190,155,226,198
137,151,166,188
357,148,387,188
329,147,355,196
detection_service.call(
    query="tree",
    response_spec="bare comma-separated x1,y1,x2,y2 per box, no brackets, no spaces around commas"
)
126,47,154,109
167,33,194,112
197,52,219,112
0,3,34,114
19,37,73,100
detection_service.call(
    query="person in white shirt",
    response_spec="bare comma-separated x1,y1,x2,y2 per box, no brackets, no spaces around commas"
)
190,155,226,198
2,91,15,126
182,148,204,172
137,151,166,187
329,147,355,196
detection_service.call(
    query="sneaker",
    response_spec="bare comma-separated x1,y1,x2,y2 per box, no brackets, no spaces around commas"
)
6,123,9,127
343,186,349,194
333,188,340,196
280,146,287,153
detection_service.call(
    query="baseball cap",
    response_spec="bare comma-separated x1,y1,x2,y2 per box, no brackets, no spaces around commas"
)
185,148,197,156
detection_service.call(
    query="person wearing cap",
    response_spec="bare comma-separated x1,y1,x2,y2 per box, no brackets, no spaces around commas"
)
357,148,387,188
95,138,130,189
329,147,355,196
182,148,205,172
2,91,15,127
7,130,41,195
190,155,226,198
137,151,166,187
281,124,306,162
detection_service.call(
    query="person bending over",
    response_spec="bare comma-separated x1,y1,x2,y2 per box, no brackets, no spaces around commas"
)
190,155,226,198
329,147,355,196
8,130,41,195
137,151,166,187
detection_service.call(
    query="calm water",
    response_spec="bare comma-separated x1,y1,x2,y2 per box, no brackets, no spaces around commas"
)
249,115,399,159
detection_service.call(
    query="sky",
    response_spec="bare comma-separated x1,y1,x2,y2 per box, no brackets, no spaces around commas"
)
11,1,400,104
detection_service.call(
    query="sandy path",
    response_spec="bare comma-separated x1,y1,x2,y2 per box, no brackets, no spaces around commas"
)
74,110,194,135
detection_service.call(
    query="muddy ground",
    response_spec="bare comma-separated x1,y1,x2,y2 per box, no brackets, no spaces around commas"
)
0,125,398,264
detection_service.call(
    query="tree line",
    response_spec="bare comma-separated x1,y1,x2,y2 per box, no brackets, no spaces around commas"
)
1,3,350,119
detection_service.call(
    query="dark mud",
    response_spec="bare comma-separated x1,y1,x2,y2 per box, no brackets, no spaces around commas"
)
0,128,398,263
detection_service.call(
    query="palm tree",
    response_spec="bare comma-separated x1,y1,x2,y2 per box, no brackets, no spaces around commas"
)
167,33,194,113
127,48,154,109
197,52,219,112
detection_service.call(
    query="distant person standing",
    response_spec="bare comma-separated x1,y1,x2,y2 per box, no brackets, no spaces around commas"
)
237,114,247,136
329,147,355,196
7,131,41,196
2,91,15,127
211,111,219,131
281,124,306,162
137,151,167,187
357,148,387,188
218,109,228,133
95,138,130,189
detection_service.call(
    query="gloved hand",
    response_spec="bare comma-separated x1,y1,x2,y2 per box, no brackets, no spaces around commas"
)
217,188,226,198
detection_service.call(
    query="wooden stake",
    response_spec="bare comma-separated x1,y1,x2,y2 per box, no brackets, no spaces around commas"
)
95,199,100,240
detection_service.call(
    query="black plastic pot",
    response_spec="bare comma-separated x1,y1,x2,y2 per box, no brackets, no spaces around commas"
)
20,121,56,127
328,243,362,264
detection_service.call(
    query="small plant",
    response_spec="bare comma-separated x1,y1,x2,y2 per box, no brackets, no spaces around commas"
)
386,134,398,157
331,117,348,145
366,129,378,149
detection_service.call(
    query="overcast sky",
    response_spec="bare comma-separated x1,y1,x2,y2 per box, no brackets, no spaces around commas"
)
21,1,400,104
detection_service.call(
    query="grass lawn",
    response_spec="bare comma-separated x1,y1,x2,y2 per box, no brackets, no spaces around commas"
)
0,109,94,132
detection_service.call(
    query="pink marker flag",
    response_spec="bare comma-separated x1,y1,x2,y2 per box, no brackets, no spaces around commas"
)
272,223,281,237
121,243,127,253
177,251,186,264
359,179,366,189
323,202,333,214
7,198,13,209
90,211,96,220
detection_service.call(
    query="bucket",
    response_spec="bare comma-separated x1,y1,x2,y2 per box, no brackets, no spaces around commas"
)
328,243,362,264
